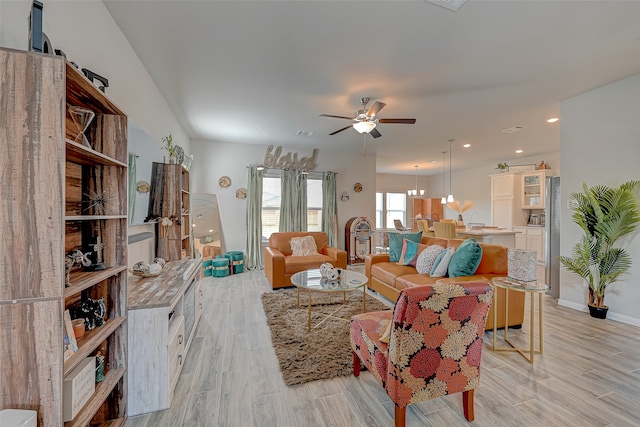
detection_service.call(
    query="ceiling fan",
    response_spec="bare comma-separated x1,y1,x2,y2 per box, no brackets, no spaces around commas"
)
320,97,416,138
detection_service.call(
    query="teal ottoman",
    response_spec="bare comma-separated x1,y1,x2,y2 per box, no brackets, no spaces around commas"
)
226,251,244,274
211,256,230,277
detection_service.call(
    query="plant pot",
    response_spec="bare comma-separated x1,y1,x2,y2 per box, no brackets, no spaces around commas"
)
588,304,609,319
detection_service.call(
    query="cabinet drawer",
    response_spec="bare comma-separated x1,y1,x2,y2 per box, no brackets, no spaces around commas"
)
526,227,544,236
168,346,184,399
168,315,185,364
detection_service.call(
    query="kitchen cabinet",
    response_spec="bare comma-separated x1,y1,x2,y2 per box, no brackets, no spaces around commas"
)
490,173,528,229
521,170,553,209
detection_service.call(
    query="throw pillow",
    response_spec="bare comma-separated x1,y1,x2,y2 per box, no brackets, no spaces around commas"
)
388,232,422,263
430,247,455,277
448,238,483,277
415,245,446,274
397,239,427,267
290,236,319,256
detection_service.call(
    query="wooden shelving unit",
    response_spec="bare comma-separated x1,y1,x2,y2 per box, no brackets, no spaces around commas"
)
0,47,128,426
150,162,192,261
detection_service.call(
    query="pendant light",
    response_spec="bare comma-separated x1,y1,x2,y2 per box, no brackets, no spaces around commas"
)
440,151,447,204
408,165,425,198
447,139,454,203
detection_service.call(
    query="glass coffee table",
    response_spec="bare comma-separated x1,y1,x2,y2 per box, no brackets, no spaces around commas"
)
290,268,368,332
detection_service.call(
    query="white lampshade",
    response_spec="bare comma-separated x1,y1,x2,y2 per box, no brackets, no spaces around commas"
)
447,194,454,202
353,121,376,134
441,196,447,204
420,190,425,196
508,249,537,283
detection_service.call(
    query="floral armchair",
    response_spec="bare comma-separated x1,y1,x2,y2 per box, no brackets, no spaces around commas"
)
350,282,494,426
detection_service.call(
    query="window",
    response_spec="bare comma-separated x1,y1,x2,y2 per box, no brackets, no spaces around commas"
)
375,192,407,229
261,175,323,239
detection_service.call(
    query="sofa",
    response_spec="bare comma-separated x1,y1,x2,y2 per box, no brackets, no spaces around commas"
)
365,236,524,330
264,231,347,289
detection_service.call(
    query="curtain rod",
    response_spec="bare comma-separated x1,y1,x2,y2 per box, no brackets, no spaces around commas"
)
245,166,337,176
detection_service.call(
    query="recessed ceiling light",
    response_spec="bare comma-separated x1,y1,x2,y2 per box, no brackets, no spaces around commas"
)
515,149,524,154
463,143,471,148
546,118,559,123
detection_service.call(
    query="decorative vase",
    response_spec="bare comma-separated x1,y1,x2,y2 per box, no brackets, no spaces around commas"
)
588,304,608,319
169,155,176,164
457,214,464,227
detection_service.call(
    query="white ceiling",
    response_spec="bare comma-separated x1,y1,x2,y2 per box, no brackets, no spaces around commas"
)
104,0,640,176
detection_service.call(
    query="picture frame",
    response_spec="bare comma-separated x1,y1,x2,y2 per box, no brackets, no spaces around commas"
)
508,164,536,172
63,309,78,361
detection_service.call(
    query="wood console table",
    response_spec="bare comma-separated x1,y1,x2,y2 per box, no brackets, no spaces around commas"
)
127,258,203,416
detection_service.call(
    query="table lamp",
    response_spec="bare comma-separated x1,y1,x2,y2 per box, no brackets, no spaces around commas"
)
507,249,537,284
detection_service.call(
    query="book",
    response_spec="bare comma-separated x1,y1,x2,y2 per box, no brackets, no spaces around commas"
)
63,309,78,361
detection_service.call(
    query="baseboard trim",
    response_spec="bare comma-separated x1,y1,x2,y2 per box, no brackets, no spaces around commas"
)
558,299,640,327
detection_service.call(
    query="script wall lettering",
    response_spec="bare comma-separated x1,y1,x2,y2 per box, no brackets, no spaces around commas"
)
263,145,319,171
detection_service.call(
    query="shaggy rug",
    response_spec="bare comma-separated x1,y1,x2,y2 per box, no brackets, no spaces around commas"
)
261,288,390,386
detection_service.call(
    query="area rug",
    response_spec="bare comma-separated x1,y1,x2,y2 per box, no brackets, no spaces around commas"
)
261,288,390,386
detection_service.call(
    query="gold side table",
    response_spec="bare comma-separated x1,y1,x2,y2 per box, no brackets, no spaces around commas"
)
491,277,547,364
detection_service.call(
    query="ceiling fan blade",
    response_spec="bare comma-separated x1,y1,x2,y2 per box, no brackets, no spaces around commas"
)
329,125,354,135
320,114,354,120
378,118,416,124
366,101,386,117
370,128,382,138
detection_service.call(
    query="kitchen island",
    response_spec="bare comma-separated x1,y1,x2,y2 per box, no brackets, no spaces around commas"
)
456,228,521,248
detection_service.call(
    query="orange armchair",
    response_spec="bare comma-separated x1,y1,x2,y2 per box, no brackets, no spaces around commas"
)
350,281,494,426
264,231,347,289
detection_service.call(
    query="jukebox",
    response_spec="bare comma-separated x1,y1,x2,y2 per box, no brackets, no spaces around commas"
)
345,217,375,265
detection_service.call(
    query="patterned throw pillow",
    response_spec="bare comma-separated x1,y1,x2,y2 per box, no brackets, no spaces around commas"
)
430,247,456,277
415,245,446,274
290,236,319,256
388,232,422,263
397,239,427,266
448,238,483,277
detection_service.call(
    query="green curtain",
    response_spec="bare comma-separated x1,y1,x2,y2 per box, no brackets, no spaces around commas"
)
279,169,295,232
128,153,137,223
294,170,307,231
244,166,263,270
279,169,308,232
322,172,338,247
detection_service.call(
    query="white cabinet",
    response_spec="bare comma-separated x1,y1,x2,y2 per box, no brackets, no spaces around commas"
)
490,173,528,229
521,170,553,209
127,258,203,416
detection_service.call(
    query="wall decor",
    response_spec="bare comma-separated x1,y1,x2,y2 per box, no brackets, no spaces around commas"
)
218,176,231,188
263,145,319,171
136,181,150,193
508,164,536,172
235,188,247,200
354,183,363,193
340,191,350,202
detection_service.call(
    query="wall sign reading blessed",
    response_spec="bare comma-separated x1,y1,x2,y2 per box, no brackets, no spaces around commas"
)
263,145,319,171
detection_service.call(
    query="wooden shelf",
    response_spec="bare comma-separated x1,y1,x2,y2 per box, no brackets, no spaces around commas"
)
63,367,125,427
65,215,128,221
66,139,128,167
65,62,124,117
65,266,128,298
64,316,126,376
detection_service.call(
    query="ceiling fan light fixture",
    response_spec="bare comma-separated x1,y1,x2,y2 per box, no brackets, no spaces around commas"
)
353,121,377,134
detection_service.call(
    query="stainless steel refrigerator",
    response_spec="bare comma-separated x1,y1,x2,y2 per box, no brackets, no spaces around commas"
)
545,176,561,299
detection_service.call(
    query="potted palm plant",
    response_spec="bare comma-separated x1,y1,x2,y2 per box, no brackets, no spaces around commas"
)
559,180,640,318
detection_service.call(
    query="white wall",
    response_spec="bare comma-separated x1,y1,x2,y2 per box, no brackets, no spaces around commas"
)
377,151,561,227
0,0,188,151
190,140,376,253
559,72,640,326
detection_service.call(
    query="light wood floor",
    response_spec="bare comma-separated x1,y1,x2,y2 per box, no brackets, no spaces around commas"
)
125,269,640,427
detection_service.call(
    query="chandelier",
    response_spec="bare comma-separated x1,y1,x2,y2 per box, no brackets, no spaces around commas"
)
407,165,425,198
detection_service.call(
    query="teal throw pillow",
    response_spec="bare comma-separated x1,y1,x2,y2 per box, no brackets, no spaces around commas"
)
388,232,422,263
448,238,483,277
397,239,425,266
